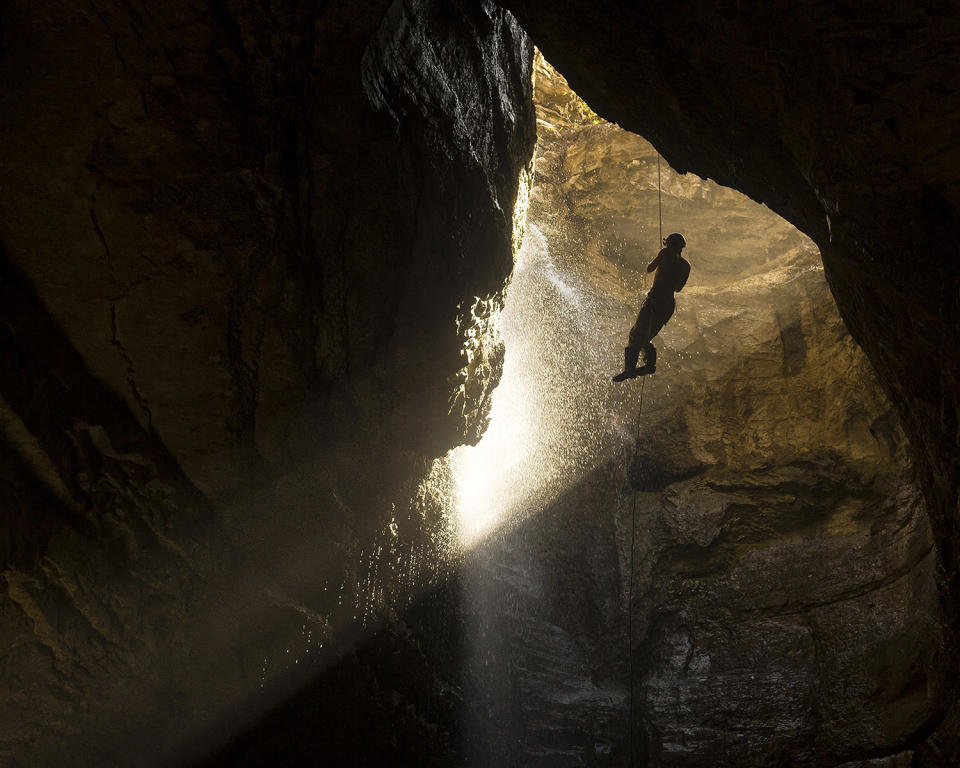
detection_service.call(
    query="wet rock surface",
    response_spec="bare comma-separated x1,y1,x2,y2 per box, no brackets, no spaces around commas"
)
429,62,943,767
503,5,960,759
1,2,958,766
0,1,534,765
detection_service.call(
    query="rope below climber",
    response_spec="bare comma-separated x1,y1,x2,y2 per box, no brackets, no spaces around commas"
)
619,153,686,766
612,232,691,382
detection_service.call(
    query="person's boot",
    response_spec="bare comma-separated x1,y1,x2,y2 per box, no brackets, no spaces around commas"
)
612,346,640,382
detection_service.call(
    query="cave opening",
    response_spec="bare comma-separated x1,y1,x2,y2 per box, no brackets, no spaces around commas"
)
434,56,941,767
447,54,831,547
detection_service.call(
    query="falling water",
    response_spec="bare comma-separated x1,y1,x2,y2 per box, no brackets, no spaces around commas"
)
449,217,638,766
448,223,624,546
425,53,830,764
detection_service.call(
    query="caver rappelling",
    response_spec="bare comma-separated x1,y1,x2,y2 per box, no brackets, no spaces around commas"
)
614,152,691,768
612,232,690,381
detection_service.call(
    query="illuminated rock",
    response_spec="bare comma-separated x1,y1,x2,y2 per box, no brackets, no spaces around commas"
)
1,1,958,766
441,61,941,767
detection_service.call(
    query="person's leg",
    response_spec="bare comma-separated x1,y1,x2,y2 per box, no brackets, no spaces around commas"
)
634,296,673,372
614,307,654,380
626,306,655,369
641,342,657,368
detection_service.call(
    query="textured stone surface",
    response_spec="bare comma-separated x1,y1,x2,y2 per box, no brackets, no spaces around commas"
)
2,1,959,765
0,1,534,765
426,61,941,767
502,7,960,758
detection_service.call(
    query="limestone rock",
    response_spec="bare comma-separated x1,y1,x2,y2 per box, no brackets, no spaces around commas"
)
501,7,960,755
2,2,959,765
435,68,942,766
0,1,535,764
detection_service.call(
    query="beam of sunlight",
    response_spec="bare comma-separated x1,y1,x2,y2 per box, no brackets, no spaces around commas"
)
448,224,616,547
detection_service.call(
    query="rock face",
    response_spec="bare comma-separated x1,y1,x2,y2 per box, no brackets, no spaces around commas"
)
2,2,959,766
0,2,534,765
217,62,942,767
429,61,941,767
501,5,960,758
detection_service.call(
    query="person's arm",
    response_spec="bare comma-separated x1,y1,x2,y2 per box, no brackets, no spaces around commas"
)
646,249,666,273
675,258,691,292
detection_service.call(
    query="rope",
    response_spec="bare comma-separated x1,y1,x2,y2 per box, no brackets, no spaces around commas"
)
657,152,663,245
627,375,646,766
626,150,661,763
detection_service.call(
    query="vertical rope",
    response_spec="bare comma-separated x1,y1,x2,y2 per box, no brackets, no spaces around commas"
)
627,375,646,766
627,151,660,761
627,151,661,764
657,152,663,245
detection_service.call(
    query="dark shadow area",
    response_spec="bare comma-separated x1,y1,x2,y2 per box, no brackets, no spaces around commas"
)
194,482,629,768
629,452,703,493
194,578,468,768
191,566,477,766
0,245,215,570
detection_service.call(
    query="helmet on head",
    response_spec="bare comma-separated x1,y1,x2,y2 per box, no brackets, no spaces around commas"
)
664,233,686,249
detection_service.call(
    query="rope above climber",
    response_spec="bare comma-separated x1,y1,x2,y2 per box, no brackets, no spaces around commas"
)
612,232,690,382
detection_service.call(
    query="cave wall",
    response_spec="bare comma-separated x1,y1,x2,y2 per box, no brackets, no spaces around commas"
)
195,55,949,767
447,63,942,766
0,1,534,765
3,0,960,765
0,0,532,500
502,2,960,760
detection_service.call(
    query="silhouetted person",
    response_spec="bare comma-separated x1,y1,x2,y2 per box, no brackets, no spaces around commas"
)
613,232,690,381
